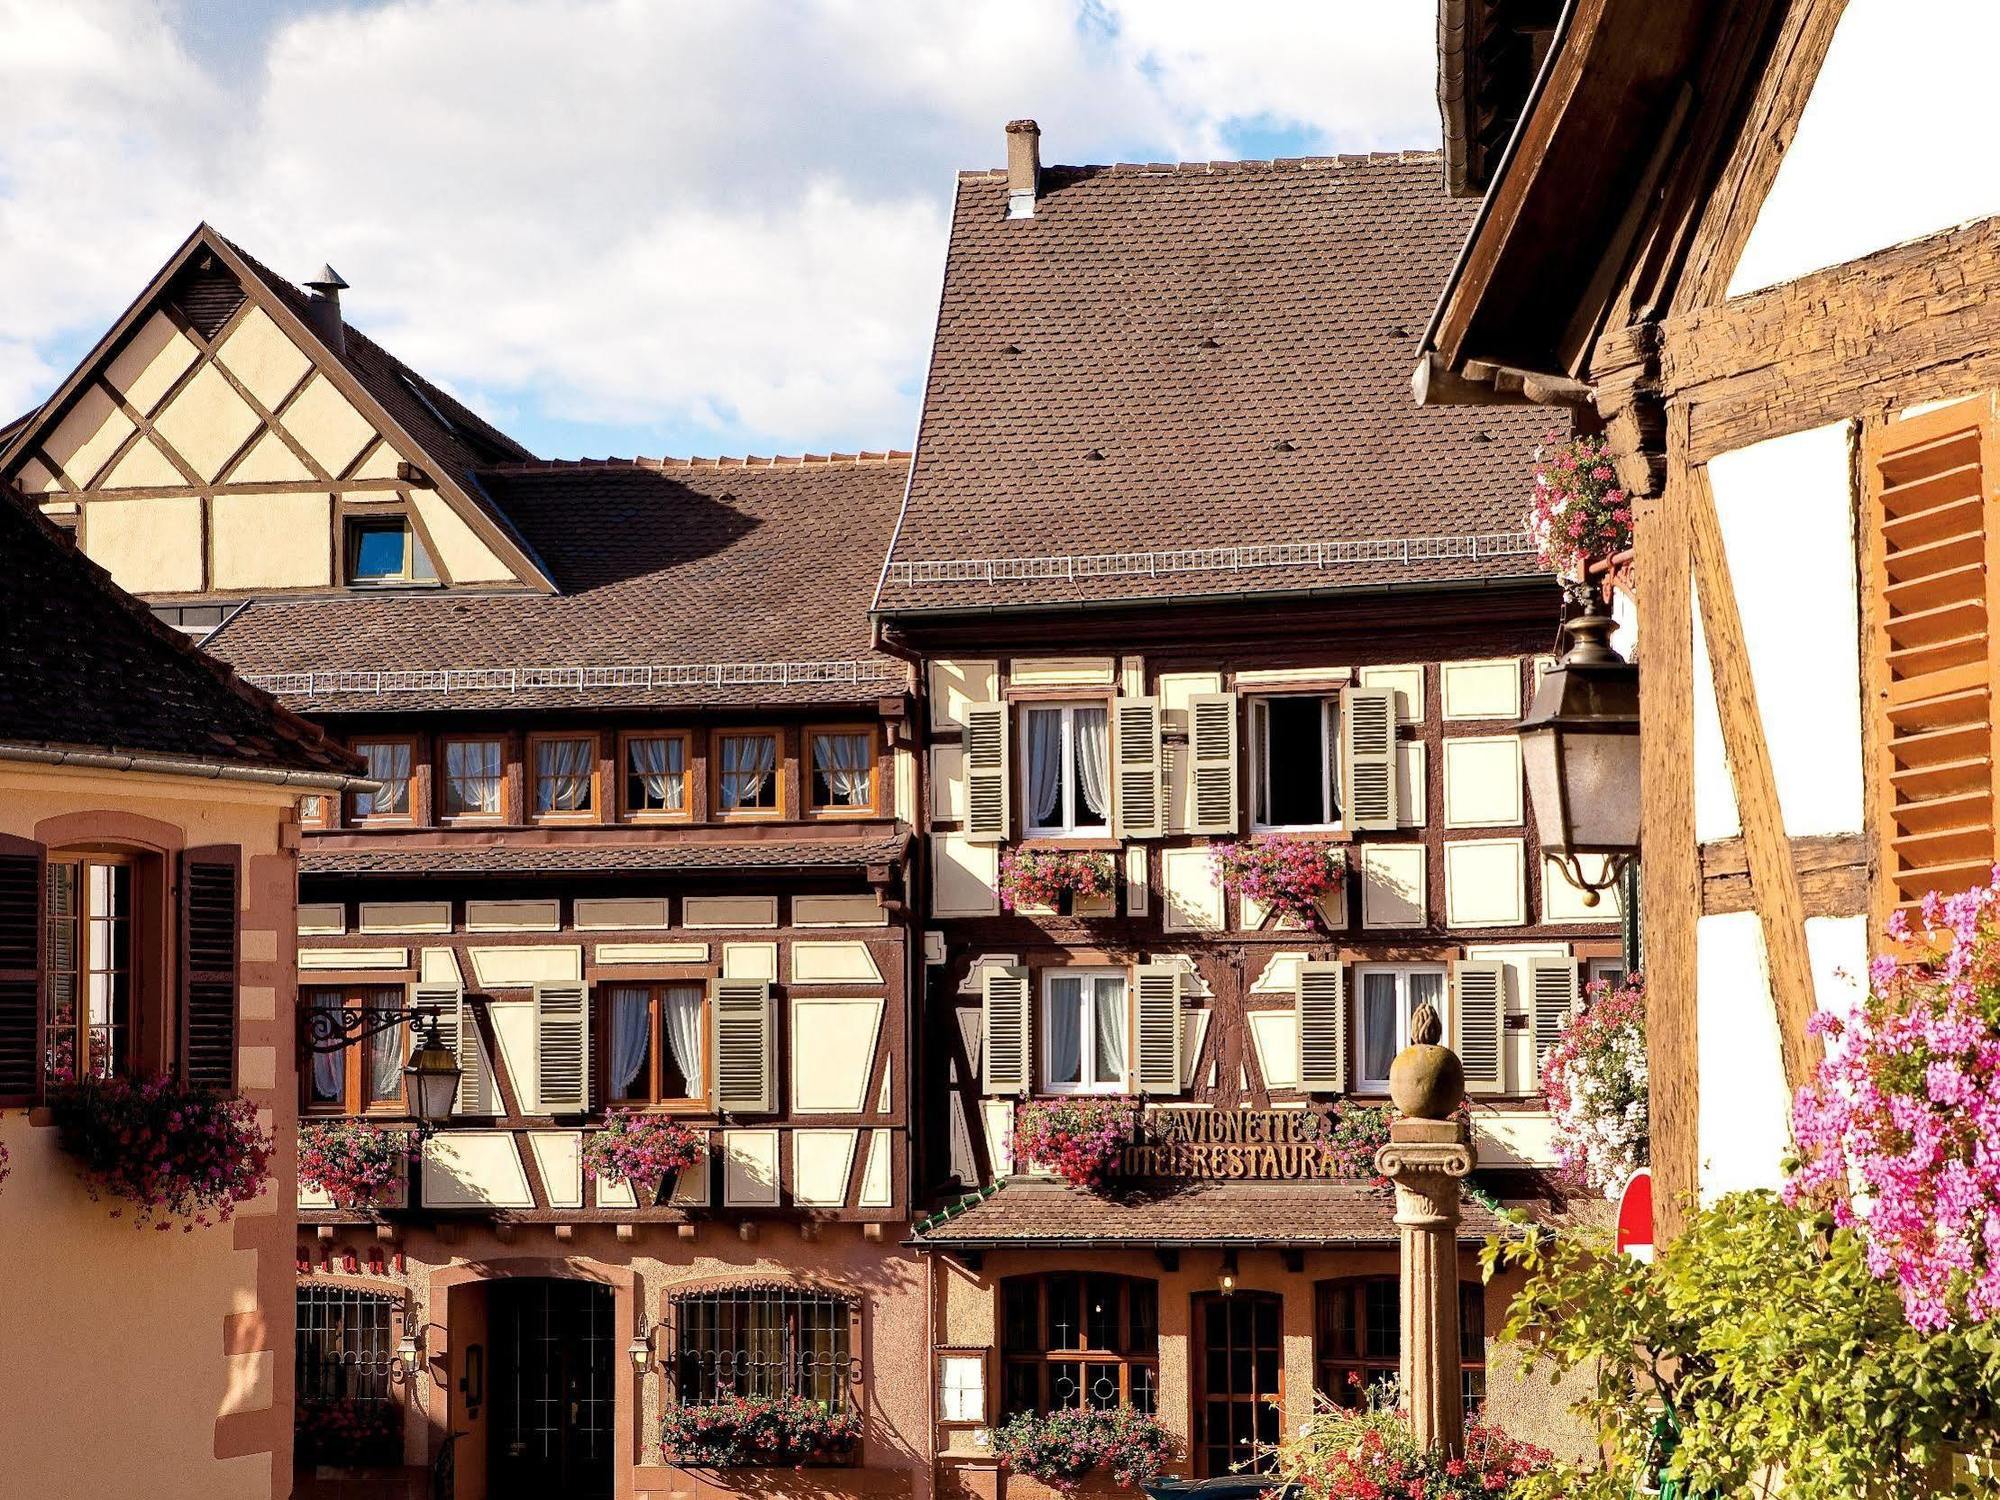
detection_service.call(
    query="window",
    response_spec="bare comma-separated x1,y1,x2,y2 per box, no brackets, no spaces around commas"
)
1587,956,1629,992
531,735,598,820
1355,966,1447,1091
344,517,435,585
622,733,689,820
1001,1274,1157,1416
43,855,134,1081
807,727,876,814
1316,1278,1484,1414
1022,703,1110,835
1251,695,1339,828
440,737,505,820
305,987,410,1113
939,1352,987,1424
1041,970,1127,1094
299,791,334,830
669,1287,856,1410
351,740,414,821
604,983,707,1107
296,1284,402,1466
714,731,781,816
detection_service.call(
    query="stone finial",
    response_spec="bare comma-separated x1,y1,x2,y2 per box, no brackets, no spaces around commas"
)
1388,1001,1466,1120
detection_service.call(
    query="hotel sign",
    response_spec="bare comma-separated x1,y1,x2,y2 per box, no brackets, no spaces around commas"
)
1121,1108,1351,1181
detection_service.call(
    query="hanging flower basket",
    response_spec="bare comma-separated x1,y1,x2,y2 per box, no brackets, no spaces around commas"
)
297,1121,417,1208
1542,974,1649,1198
660,1394,862,1468
999,848,1117,914
47,1073,272,1229
1527,430,1634,578
992,1406,1175,1491
583,1111,707,1200
1014,1097,1139,1189
1208,834,1344,927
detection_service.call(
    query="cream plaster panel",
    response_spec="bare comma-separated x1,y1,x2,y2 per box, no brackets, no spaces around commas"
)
16,456,59,493
595,942,709,966
877,1068,892,1113
1160,847,1226,933
930,744,967,825
1396,742,1427,827
1010,656,1116,687
1689,589,1741,845
895,744,917,824
1696,911,1790,1201
575,898,669,930
1442,735,1523,829
411,489,516,583
84,496,203,593
1235,666,1350,688
1542,856,1624,924
351,441,401,480
1444,839,1526,927
239,985,276,1022
858,1128,894,1206
237,1045,275,1091
1183,1010,1211,1088
923,930,947,965
931,834,1000,917
790,998,884,1112
466,899,560,932
1248,1010,1300,1090
488,1000,537,1105
981,1101,1014,1175
420,946,464,986
298,903,346,936
101,435,184,489
1251,951,1311,994
242,928,278,965
793,1130,860,1206
1440,659,1521,721
153,363,261,481
670,1158,711,1207
284,373,377,475
927,659,999,730
793,895,888,928
299,946,407,971
684,896,777,929
227,429,313,483
467,946,581,988
1358,664,1424,723
106,311,199,415
421,1131,533,1208
215,306,312,410
299,1180,335,1210
791,941,884,984
1157,671,1224,733
46,386,134,486
1125,843,1150,916
1120,655,1146,695
1240,891,1339,933
527,1131,584,1209
721,943,779,982
1165,739,1191,834
722,1130,781,1206
1359,844,1427,929
595,1176,637,1208
212,492,334,589
1473,1111,1560,1169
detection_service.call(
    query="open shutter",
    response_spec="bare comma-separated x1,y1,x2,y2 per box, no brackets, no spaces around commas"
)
1452,960,1508,1096
980,964,1031,1095
1295,961,1348,1094
416,982,485,1114
1188,693,1240,834
1528,957,1581,1080
0,838,45,1106
534,982,591,1112
1340,687,1398,831
711,979,774,1114
180,846,240,1091
963,702,1012,843
1112,697,1165,839
1132,963,1183,1095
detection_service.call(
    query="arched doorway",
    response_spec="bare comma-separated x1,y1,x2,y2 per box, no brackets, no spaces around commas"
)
488,1278,615,1500
1191,1290,1282,1477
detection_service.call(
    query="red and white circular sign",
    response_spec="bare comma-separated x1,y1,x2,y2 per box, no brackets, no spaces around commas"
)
1615,1168,1654,1262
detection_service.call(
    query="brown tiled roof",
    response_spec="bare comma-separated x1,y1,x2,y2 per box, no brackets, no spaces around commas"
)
0,487,358,779
910,1177,1502,1247
300,831,910,877
874,152,1551,614
203,454,914,711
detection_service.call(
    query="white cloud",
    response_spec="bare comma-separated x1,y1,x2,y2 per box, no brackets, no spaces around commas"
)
0,0,1441,453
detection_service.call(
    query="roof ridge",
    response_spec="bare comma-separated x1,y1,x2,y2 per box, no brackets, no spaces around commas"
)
957,149,1442,182
482,450,913,475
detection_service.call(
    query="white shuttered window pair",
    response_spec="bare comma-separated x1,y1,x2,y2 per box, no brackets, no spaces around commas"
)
979,963,1185,1097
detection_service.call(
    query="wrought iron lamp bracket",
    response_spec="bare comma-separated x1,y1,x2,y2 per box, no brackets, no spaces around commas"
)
303,1004,441,1055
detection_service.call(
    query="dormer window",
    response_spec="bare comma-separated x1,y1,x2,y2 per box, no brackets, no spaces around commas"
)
344,516,436,586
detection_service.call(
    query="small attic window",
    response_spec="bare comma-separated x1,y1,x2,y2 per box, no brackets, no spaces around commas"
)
345,516,437,586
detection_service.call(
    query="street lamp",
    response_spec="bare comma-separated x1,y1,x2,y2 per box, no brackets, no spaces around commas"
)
302,1003,462,1125
403,1016,463,1125
1520,581,1641,904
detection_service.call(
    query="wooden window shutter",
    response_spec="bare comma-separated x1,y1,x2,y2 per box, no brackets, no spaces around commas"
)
0,838,45,1106
710,978,775,1114
1340,687,1399,831
416,982,485,1114
1188,693,1240,834
1295,960,1348,1094
180,846,240,1091
980,964,1031,1095
1112,697,1164,839
1452,960,1508,1096
1527,957,1580,1081
533,982,591,1112
963,702,1012,843
1132,962,1183,1095
1866,395,2000,916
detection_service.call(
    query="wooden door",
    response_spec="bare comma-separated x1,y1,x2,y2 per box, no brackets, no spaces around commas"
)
1192,1291,1283,1477
489,1279,615,1500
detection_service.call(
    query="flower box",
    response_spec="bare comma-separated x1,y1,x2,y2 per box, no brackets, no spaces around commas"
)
660,1394,861,1468
584,1112,708,1201
999,849,1118,916
1014,1098,1139,1190
992,1406,1174,1492
47,1072,272,1229
1208,835,1345,930
298,1121,417,1209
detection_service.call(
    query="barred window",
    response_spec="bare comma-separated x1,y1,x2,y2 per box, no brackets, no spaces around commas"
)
1001,1273,1158,1417
1315,1277,1485,1413
296,1284,402,1466
670,1287,856,1409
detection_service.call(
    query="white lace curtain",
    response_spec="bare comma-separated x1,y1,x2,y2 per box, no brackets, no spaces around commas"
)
630,736,685,809
537,738,593,812
610,985,705,1098
1047,975,1083,1084
1026,706,1109,828
445,739,501,813
1072,707,1109,823
814,733,871,805
665,986,703,1096
361,742,411,816
1028,710,1064,826
721,735,777,808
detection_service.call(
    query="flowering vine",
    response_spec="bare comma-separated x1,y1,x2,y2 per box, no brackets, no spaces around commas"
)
47,1073,272,1229
1542,975,1650,1198
1208,834,1344,928
660,1394,861,1467
1014,1097,1138,1189
998,848,1116,913
583,1111,707,1196
991,1405,1175,1491
1527,430,1634,577
297,1121,417,1207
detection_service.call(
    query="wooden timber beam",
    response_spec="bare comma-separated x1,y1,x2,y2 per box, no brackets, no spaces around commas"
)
1699,832,1870,918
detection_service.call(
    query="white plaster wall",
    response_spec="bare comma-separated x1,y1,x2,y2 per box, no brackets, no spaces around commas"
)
1806,913,1869,1028
1729,0,2000,296
1695,912,1792,1201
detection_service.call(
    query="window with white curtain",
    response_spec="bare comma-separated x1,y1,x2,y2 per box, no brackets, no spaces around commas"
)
809,730,875,811
605,983,707,1106
716,732,781,814
441,737,504,817
1355,965,1447,1091
533,736,596,817
623,734,688,818
1021,703,1111,836
351,741,413,820
1250,695,1340,829
1041,970,1128,1094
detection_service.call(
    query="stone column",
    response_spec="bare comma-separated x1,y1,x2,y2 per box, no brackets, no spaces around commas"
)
1375,1116,1476,1457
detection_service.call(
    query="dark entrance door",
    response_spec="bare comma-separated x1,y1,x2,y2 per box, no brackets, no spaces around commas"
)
489,1278,615,1500
1193,1291,1283,1477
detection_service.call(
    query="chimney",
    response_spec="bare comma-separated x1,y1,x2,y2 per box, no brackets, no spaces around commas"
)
303,264,349,355
1005,118,1041,219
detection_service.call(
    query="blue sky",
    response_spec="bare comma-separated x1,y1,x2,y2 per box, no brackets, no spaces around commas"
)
0,1,1441,460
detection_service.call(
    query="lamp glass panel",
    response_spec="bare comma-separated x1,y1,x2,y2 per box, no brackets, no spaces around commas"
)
1559,731,1641,850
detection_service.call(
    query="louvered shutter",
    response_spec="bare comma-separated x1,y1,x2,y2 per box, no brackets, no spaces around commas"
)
1528,957,1581,1080
1452,960,1508,1096
964,702,1012,843
710,978,774,1114
1112,697,1164,839
1340,687,1399,831
1295,961,1348,1093
534,982,591,1112
180,846,240,1091
1132,963,1183,1094
416,982,486,1114
1867,395,2000,913
0,840,44,1106
980,964,1031,1096
1188,693,1240,834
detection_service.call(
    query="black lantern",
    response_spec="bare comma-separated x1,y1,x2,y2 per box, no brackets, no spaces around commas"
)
1520,582,1640,904
403,1017,463,1125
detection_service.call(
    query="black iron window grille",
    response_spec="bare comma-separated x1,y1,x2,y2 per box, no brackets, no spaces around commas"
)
1000,1273,1159,1417
669,1287,858,1409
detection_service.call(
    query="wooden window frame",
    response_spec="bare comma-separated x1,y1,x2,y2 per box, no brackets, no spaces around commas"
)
44,851,143,1083
1351,963,1449,1094
599,980,711,1112
1248,692,1342,832
297,790,336,831
302,984,412,1117
999,1272,1159,1418
341,514,432,587
1018,699,1113,839
1314,1276,1484,1412
936,1345,992,1430
1038,967,1130,1096
802,723,882,818
349,737,420,826
437,734,509,825
618,730,694,825
710,727,787,821
527,731,603,825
